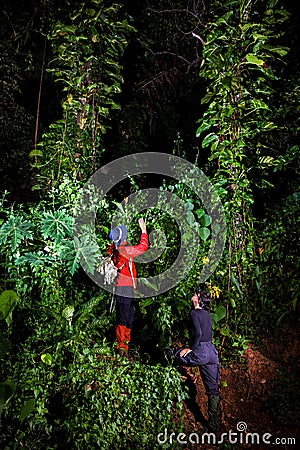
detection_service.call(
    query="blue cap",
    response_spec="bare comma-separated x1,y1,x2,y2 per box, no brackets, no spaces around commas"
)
108,225,127,247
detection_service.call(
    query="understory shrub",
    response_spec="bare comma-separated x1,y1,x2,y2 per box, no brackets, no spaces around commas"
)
1,337,187,449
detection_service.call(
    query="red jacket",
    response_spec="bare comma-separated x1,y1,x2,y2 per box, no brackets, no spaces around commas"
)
107,233,149,289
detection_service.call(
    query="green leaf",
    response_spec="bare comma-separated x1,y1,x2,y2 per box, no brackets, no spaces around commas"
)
258,156,278,168
20,398,35,422
262,122,277,130
245,53,265,66
41,210,73,242
200,214,211,227
202,133,218,148
252,99,270,110
201,92,215,105
72,234,101,274
29,149,44,158
0,381,16,405
139,277,159,292
186,210,195,226
0,216,34,251
211,305,226,324
140,297,156,308
59,25,77,34
15,251,56,268
0,336,11,359
230,297,236,308
60,240,82,275
0,290,18,325
222,76,232,91
196,121,212,137
195,208,205,219
211,140,219,152
231,275,243,297
41,353,53,365
62,305,75,326
268,46,289,56
199,227,210,241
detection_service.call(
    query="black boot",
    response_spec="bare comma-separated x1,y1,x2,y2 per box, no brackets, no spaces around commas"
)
207,395,220,433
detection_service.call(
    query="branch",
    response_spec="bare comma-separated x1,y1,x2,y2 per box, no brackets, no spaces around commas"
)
146,6,203,25
146,49,192,66
192,32,205,46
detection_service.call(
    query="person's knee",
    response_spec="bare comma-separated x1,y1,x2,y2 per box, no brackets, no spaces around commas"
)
206,386,220,396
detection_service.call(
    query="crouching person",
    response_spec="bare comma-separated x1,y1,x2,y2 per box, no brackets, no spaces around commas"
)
174,289,221,433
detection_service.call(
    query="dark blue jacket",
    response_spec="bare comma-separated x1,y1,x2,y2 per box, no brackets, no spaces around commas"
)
189,309,212,350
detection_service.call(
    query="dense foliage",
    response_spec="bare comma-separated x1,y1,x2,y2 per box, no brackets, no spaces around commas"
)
196,0,299,328
0,0,299,448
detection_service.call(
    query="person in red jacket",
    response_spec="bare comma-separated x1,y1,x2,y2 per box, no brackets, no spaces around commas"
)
107,218,148,355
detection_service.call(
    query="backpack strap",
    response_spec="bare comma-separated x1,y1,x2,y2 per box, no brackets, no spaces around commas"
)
128,258,136,289
109,287,116,314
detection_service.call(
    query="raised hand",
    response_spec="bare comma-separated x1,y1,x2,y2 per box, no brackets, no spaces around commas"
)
138,218,147,233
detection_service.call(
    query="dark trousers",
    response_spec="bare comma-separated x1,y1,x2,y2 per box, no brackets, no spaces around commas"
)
115,296,134,329
175,342,220,396
114,286,134,328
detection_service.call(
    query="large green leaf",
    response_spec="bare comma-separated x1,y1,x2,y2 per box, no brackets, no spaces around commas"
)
0,216,34,251
245,53,265,66
60,240,82,275
15,251,56,268
200,214,212,227
199,227,210,241
0,380,16,416
0,336,11,359
41,353,53,365
69,235,101,275
20,398,35,422
201,133,219,148
41,210,73,242
196,120,212,137
211,305,227,324
0,290,18,326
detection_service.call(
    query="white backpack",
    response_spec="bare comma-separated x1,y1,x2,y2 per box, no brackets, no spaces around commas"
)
97,251,134,287
96,256,119,285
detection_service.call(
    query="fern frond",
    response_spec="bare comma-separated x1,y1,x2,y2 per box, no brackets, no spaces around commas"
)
62,305,75,326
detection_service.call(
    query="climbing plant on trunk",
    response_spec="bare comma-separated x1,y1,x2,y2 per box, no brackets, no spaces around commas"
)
197,0,290,321
31,0,134,189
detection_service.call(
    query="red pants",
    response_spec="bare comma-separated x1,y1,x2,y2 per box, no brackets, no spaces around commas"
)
115,325,131,351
